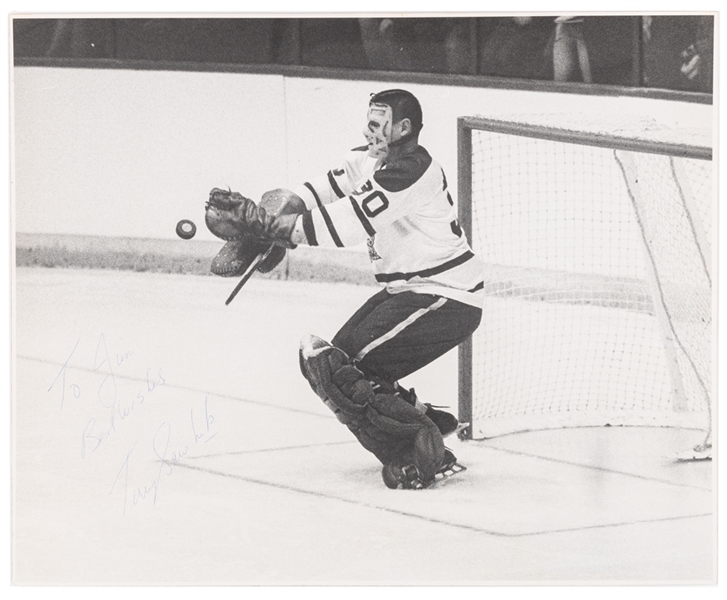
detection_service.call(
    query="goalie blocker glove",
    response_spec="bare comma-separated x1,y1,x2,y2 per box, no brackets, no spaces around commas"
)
207,188,306,276
205,187,304,249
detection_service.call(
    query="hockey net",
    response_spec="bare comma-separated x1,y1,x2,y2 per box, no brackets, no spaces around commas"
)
457,115,714,441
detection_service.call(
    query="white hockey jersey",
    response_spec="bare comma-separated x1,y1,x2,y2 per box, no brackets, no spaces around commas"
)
294,145,484,308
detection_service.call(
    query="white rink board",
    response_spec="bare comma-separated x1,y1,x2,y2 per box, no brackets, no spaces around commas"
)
12,66,712,241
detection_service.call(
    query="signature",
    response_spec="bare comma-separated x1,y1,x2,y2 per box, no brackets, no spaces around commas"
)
191,396,218,444
110,422,189,516
49,334,221,515
109,397,220,515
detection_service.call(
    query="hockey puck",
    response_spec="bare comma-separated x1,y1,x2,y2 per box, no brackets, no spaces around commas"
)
176,219,197,240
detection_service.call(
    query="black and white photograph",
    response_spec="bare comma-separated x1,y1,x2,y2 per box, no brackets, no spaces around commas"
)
6,3,719,589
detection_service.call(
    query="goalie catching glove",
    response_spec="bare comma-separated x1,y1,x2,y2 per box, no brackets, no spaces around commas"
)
207,188,306,277
205,187,303,249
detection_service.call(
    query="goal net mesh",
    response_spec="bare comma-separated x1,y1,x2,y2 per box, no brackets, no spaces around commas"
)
465,120,713,439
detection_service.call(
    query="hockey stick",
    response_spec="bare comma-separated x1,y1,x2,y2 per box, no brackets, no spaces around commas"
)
225,245,274,306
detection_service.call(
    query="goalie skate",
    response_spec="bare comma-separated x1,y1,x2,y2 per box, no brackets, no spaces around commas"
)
382,449,466,490
423,404,462,438
450,421,470,439
422,461,467,489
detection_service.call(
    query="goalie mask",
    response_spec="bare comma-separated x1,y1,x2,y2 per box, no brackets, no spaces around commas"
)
363,102,394,159
363,89,424,160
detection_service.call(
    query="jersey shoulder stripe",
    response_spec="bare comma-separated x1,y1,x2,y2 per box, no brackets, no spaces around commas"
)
373,146,432,193
304,181,343,247
375,250,475,283
327,170,346,199
351,145,369,152
302,211,318,246
304,180,323,208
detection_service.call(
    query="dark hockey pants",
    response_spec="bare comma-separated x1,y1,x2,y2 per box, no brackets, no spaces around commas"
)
332,289,482,386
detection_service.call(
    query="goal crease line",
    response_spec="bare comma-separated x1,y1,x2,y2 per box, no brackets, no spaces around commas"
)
17,354,333,420
171,462,712,540
481,445,712,492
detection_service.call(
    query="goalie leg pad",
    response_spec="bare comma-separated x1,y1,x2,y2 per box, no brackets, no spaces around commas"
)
299,334,446,479
381,426,445,483
299,335,370,419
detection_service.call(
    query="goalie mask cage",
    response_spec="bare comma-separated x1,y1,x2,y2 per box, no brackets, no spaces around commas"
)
457,115,714,440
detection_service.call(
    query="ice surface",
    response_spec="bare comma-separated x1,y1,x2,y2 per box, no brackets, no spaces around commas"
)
12,268,715,584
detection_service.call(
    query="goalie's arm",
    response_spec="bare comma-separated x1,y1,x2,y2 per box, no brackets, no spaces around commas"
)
293,149,369,210
292,157,427,248
205,167,412,251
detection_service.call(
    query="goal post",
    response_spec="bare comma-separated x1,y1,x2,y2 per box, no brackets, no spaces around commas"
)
457,115,714,442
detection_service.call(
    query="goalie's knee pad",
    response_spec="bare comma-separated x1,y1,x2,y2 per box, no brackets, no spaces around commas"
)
300,334,445,479
299,334,372,423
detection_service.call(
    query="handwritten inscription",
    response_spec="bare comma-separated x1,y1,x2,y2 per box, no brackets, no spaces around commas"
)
110,423,190,515
110,397,219,515
47,338,81,409
191,396,218,444
42,333,167,458
49,333,221,515
81,376,167,457
93,333,118,409
47,334,137,414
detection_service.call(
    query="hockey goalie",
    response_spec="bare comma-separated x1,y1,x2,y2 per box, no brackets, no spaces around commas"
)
205,89,483,488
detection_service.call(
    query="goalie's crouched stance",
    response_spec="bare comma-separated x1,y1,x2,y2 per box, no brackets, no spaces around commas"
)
300,334,455,489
